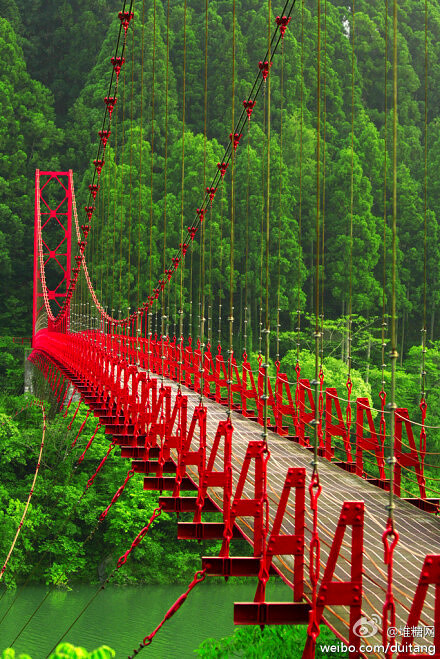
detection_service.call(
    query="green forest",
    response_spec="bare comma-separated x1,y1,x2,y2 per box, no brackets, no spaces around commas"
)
0,0,439,656
3,0,440,347
1,0,440,409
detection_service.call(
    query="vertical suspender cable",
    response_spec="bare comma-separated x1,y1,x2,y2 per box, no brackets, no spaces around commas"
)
227,0,236,417
127,20,135,311
380,0,388,451
164,0,171,340
263,0,271,444
90,173,95,325
388,0,398,519
259,92,266,360
306,4,323,650
189,223,194,337
207,202,213,347
147,0,157,369
313,0,322,472
347,0,354,377
178,0,187,392
346,0,355,449
296,0,304,365
172,264,177,339
276,20,284,365
93,171,98,330
111,86,119,315
80,258,84,332
102,136,109,305
118,47,127,313
421,0,428,417
382,7,399,650
419,0,429,482
199,0,208,403
137,0,145,313
294,0,305,435
136,0,146,354
218,183,224,346
244,112,251,355
105,142,112,310
162,0,170,369
320,0,327,366
316,0,327,454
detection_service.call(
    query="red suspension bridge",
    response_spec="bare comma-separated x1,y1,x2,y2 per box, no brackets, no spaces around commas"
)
7,0,440,657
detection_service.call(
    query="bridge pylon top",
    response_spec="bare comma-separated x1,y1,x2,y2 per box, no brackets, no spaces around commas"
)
33,170,73,343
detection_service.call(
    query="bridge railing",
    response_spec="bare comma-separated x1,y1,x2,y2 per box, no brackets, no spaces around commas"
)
31,327,439,511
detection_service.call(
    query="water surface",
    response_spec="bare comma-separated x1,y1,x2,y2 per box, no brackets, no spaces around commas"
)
0,580,289,658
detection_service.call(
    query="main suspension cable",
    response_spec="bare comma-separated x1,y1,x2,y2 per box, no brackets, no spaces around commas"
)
46,0,297,333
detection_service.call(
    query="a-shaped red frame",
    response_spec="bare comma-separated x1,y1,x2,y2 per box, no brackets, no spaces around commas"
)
33,170,72,342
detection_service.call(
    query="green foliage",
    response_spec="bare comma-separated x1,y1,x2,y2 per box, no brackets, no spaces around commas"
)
48,643,115,659
0,0,436,353
1,644,115,659
195,624,347,658
282,348,372,407
1,650,32,659
0,18,62,334
0,346,231,588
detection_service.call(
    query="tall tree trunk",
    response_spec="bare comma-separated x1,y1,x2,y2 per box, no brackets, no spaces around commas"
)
239,283,243,353
341,299,345,362
400,312,405,367
255,293,258,354
365,335,371,384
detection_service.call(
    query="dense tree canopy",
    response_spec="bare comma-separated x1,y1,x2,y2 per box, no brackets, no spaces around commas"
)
0,0,437,360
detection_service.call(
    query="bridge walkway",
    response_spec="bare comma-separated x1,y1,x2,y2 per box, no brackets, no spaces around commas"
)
156,376,439,653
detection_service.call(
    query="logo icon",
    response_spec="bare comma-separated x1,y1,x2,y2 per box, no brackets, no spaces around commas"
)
353,614,381,638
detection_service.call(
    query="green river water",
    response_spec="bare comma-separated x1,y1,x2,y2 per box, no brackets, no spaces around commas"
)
0,581,289,658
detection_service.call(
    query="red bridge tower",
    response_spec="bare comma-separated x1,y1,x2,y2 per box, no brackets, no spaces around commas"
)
33,170,73,343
